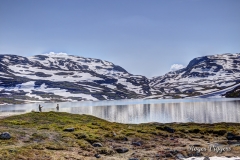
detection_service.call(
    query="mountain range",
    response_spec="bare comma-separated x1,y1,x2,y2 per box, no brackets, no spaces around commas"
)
150,53,240,99
0,53,239,104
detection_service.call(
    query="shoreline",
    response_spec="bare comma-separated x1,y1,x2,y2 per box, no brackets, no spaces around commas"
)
1,110,240,125
1,97,240,106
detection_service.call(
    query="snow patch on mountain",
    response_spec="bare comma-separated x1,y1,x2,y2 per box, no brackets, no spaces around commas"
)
0,81,98,101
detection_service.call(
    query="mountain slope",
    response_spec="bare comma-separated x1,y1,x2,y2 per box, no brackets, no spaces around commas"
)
0,53,151,103
150,53,240,98
0,52,239,104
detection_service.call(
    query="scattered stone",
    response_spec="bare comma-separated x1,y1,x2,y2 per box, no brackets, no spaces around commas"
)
129,158,139,160
115,148,129,153
165,153,172,157
227,132,240,140
63,128,75,132
164,126,175,133
132,141,143,146
170,150,178,155
176,153,185,159
156,126,175,133
9,149,16,153
92,142,103,147
203,157,210,160
188,152,202,157
75,133,87,139
123,137,128,141
94,154,101,158
0,132,11,140
193,144,202,147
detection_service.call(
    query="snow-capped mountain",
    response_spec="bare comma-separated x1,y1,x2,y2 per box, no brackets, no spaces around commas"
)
0,53,151,104
0,52,240,104
150,53,240,99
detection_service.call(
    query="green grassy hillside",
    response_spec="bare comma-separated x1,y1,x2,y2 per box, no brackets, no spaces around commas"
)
0,112,240,159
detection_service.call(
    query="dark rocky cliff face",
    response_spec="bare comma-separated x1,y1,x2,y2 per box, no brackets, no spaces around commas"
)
225,85,240,98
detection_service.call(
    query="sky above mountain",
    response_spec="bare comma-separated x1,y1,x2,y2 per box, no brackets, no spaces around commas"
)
0,0,239,77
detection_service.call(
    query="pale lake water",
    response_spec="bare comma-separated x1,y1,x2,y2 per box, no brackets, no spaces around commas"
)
1,98,240,124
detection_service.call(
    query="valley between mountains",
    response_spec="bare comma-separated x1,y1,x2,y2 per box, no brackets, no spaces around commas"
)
0,53,240,104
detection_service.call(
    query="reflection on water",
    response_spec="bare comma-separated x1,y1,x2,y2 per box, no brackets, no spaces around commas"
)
1,99,240,124
1,110,26,112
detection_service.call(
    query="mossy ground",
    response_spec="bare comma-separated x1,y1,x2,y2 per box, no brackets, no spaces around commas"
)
0,112,240,160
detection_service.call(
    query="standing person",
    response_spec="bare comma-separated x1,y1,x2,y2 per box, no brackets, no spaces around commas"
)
39,104,43,112
56,104,59,111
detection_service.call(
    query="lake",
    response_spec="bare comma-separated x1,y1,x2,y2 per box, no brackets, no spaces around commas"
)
1,98,240,124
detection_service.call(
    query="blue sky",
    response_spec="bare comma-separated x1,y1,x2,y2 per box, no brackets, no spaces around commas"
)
0,0,239,77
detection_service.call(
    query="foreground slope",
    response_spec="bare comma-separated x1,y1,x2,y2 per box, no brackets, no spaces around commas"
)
0,112,240,159
150,53,240,99
0,53,151,103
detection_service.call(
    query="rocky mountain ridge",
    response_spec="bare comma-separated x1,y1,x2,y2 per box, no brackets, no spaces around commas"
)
0,53,151,104
0,53,239,104
150,53,240,99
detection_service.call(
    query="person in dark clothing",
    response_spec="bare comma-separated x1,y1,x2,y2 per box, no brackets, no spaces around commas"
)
39,104,43,112
56,104,59,111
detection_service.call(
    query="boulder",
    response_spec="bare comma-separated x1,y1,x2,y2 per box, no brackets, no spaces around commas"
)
170,150,178,155
63,128,75,132
227,132,240,140
164,126,175,133
115,148,129,153
92,142,103,147
203,157,210,160
0,132,11,140
156,126,175,133
132,141,143,146
165,153,173,157
176,153,185,159
123,137,128,141
94,154,101,158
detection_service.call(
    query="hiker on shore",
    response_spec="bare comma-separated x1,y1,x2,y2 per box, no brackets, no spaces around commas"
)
56,104,59,111
39,104,43,112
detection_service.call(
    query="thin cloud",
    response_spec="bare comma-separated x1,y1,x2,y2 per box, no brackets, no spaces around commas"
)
42,52,68,57
170,64,185,71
